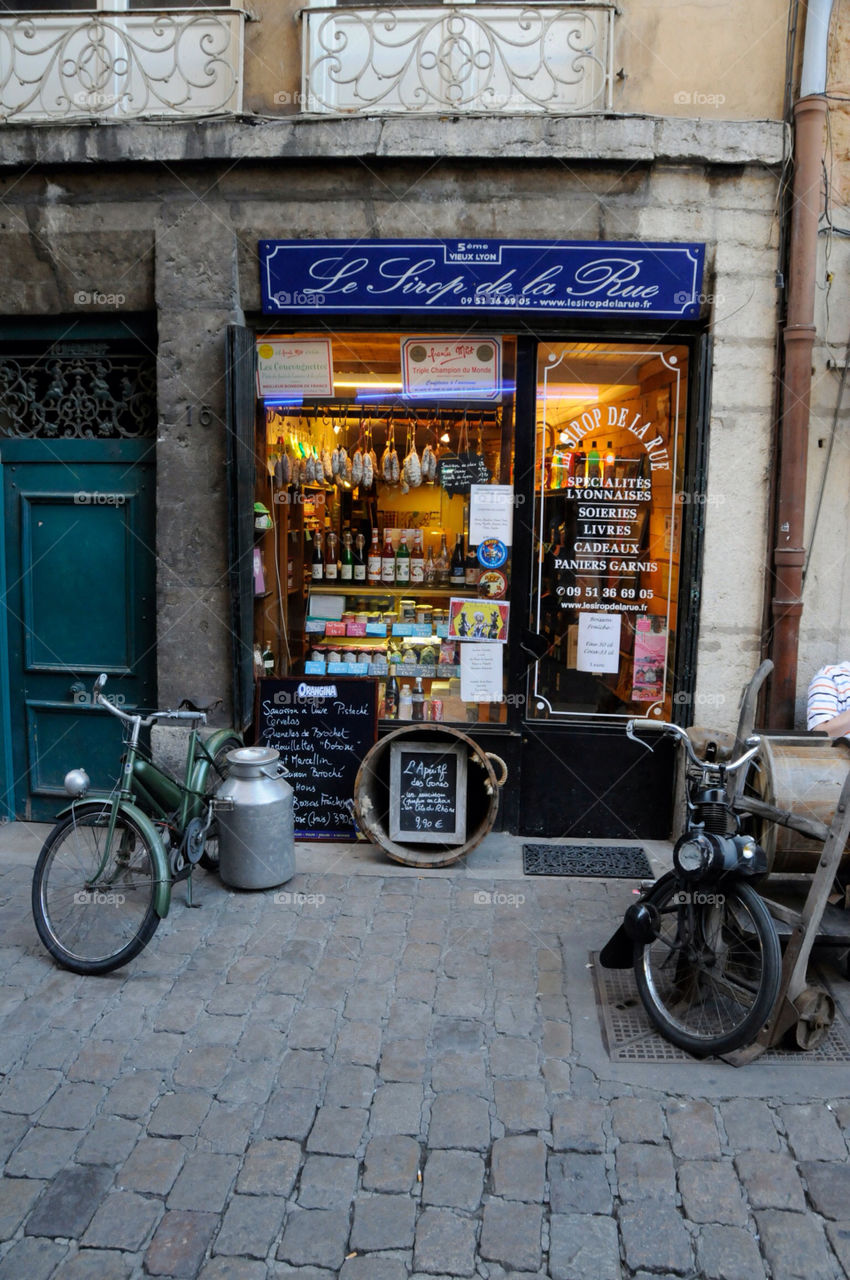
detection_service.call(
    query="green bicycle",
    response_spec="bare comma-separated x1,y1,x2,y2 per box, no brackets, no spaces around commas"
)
31,673,242,975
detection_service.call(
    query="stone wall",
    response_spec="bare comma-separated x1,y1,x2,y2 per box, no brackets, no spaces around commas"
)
0,118,784,731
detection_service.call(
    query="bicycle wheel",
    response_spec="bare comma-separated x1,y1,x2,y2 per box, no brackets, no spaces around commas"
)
199,736,241,872
634,878,781,1057
32,805,161,975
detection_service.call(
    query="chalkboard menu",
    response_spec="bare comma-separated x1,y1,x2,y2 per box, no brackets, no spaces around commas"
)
438,452,492,497
389,741,468,845
256,677,378,839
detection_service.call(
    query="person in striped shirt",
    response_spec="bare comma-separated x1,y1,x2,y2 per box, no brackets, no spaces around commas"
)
807,662,850,739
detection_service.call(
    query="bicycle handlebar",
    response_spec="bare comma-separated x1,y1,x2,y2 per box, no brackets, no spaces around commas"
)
626,718,761,774
92,678,206,727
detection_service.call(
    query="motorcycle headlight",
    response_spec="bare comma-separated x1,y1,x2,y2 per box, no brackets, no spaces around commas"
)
673,832,716,880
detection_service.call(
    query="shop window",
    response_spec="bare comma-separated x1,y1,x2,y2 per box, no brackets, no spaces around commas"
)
252,331,517,728
528,341,689,721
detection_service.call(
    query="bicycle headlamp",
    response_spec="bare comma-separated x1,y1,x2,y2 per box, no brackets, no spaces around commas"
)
64,768,90,798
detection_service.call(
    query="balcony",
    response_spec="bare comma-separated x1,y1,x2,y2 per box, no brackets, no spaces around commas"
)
0,8,245,122
301,2,614,116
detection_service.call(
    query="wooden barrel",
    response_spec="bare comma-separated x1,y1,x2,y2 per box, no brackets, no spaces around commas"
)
353,725,508,868
748,735,850,871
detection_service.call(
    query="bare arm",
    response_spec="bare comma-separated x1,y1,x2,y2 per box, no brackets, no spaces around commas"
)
811,708,850,739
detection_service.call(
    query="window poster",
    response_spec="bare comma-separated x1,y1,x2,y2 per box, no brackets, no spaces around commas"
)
449,599,509,642
401,337,502,400
576,612,621,674
256,338,334,398
469,484,514,546
632,615,667,701
460,643,504,702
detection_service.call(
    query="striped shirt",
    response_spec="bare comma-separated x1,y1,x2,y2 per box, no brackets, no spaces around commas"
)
807,662,850,732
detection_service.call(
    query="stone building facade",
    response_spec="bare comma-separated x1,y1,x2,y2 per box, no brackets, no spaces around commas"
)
0,0,835,830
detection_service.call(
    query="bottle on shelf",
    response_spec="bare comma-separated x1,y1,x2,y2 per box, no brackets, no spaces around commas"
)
311,530,324,581
262,643,275,676
450,533,465,586
410,532,425,585
436,534,450,587
572,448,585,486
384,662,400,719
368,529,382,584
465,541,480,587
339,531,353,582
381,529,396,585
587,440,601,482
550,446,564,490
395,532,411,585
411,676,425,722
424,544,437,586
353,532,367,582
324,531,339,581
398,683,413,721
603,441,616,486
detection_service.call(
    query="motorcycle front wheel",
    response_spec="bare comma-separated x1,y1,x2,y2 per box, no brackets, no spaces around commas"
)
32,805,161,975
633,878,781,1057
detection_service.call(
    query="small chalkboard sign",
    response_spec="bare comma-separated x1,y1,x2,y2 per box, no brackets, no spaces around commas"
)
256,677,378,839
437,452,492,497
389,741,467,845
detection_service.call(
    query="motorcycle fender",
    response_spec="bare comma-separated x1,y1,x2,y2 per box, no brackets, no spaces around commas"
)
599,923,634,969
56,798,171,920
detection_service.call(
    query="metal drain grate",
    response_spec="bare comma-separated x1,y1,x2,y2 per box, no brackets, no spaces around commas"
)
523,844,652,878
590,952,850,1062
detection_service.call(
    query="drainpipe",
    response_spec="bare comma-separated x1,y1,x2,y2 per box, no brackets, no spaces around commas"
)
767,0,833,727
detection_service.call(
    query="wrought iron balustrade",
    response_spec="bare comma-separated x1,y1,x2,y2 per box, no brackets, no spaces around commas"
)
0,9,244,122
301,2,614,115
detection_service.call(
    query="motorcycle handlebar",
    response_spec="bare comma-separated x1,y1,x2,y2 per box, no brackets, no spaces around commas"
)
626,718,761,774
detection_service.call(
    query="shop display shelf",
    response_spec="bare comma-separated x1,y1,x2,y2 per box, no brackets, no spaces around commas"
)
308,582,459,597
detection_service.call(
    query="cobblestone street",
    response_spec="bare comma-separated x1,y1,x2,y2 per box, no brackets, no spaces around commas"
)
2,823,850,1279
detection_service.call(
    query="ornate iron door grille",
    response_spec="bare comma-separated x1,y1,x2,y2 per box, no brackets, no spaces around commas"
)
0,346,156,439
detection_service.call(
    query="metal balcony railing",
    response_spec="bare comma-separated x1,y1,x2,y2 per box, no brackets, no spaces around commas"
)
301,2,614,116
0,9,245,122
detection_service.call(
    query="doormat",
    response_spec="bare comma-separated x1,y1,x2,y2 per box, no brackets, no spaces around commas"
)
522,843,652,878
590,952,850,1063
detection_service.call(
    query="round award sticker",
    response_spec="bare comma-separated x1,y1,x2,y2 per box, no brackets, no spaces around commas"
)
477,538,508,569
478,569,508,599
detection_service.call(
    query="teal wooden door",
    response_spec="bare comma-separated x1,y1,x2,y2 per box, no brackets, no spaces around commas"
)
1,439,157,820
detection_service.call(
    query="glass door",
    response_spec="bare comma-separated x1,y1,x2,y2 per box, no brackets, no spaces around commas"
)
527,341,689,722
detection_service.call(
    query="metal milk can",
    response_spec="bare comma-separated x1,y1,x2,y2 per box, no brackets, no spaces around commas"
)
215,746,295,890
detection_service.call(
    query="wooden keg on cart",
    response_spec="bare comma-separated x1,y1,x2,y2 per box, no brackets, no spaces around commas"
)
747,735,850,872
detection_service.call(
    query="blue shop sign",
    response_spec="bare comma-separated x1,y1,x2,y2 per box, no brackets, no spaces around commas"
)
260,239,705,318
